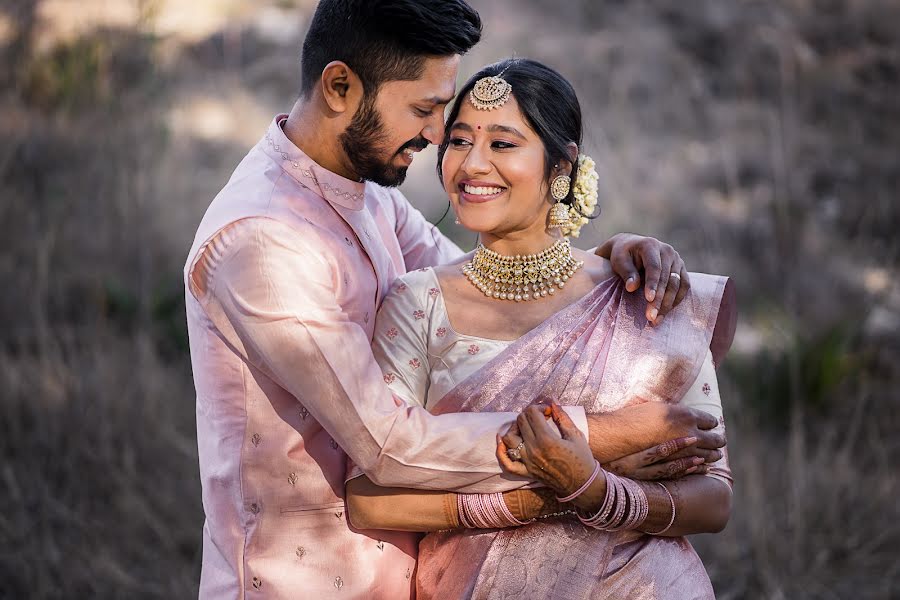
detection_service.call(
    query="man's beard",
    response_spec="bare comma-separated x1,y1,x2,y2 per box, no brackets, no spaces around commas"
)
339,94,428,187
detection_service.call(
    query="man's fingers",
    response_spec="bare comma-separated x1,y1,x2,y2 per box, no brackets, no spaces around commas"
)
696,430,727,450
672,265,691,307
607,243,642,292
641,244,663,303
653,446,722,464
657,269,682,318
644,436,698,464
692,408,719,431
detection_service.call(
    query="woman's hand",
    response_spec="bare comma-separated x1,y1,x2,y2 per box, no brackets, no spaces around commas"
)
595,233,690,325
497,403,597,499
602,436,720,480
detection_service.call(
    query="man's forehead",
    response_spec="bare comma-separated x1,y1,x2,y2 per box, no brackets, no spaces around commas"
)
381,55,460,102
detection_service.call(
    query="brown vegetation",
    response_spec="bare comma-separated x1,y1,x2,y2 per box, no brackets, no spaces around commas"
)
1,1,897,597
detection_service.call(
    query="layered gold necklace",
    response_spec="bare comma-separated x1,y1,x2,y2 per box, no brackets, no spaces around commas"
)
462,239,584,302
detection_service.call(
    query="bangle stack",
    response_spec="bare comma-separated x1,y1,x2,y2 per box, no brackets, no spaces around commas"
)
457,493,534,529
576,470,651,532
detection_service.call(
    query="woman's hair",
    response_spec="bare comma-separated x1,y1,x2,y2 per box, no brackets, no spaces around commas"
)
300,0,482,98
437,58,592,215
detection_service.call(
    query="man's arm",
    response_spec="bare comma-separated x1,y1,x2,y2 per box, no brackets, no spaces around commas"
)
187,217,583,493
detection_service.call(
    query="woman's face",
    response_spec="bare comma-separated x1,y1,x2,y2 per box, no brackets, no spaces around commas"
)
442,95,554,238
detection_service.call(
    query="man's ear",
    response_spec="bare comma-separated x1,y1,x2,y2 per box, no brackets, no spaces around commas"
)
320,61,363,114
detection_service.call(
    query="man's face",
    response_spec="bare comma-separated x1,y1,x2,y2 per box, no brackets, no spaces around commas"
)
339,54,459,187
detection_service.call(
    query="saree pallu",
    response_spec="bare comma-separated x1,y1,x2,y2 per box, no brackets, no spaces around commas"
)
418,274,736,599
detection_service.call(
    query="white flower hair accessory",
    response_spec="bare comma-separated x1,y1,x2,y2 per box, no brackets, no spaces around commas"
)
561,154,599,238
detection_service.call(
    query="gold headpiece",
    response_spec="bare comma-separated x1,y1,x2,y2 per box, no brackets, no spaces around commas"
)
469,74,512,111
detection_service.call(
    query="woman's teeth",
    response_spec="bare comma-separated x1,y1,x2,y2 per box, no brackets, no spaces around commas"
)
463,184,503,196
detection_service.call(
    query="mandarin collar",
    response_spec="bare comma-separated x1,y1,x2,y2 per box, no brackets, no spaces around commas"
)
262,114,366,211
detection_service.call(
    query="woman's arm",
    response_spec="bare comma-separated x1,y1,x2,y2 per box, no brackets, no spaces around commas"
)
499,364,732,537
345,475,564,532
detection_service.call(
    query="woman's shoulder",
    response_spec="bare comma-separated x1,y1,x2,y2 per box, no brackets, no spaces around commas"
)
386,267,440,298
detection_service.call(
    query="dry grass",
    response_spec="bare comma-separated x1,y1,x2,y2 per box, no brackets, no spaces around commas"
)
1,1,898,598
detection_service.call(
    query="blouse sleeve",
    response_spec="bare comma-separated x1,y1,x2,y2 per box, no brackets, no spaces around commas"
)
680,349,733,490
371,271,435,409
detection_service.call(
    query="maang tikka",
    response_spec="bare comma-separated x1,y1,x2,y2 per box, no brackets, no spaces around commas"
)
548,171,572,229
469,68,512,111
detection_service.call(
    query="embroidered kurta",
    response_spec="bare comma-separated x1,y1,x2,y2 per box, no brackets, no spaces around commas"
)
369,268,734,599
183,116,590,599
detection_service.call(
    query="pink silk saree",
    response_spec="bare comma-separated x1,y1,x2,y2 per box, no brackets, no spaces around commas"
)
417,273,736,599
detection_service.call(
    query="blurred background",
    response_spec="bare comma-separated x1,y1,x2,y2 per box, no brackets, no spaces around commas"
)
1,0,898,598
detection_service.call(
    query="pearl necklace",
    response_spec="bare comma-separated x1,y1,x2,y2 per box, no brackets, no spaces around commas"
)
462,239,584,302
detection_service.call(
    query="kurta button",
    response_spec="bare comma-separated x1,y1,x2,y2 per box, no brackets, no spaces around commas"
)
344,237,353,246
334,576,344,590
249,503,260,515
252,577,262,590
251,433,261,447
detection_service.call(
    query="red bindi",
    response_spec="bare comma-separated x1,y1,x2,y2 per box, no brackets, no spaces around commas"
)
477,125,481,130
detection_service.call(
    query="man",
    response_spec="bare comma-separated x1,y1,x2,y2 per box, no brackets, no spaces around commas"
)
184,1,722,597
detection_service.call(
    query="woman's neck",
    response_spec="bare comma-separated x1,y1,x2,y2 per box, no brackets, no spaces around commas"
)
480,229,564,257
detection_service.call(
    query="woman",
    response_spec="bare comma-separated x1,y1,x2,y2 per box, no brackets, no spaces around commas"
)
346,59,735,598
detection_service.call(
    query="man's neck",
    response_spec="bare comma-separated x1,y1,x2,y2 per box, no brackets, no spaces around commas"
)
282,97,359,181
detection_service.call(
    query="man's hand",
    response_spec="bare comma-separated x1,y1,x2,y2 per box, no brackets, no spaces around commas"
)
595,233,691,325
602,436,722,480
584,402,724,464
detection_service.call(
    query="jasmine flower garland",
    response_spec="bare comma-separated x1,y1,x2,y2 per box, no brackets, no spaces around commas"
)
562,155,599,238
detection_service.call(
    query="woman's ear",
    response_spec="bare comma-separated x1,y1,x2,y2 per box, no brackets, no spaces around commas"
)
320,61,363,114
555,142,580,177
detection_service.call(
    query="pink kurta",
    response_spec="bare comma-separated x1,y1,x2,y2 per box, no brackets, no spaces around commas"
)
183,116,589,599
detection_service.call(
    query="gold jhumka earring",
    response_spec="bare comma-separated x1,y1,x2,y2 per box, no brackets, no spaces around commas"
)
548,173,572,229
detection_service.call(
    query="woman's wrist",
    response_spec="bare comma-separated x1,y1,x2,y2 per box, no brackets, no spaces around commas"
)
505,488,562,521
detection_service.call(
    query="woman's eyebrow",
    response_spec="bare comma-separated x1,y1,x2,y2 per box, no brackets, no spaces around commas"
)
450,122,527,140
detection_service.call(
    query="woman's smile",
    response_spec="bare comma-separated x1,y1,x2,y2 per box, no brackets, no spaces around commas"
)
458,180,508,203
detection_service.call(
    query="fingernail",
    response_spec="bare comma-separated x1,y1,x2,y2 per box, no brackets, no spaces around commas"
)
685,466,698,474
685,436,698,445
647,289,656,301
648,308,658,321
626,276,636,287
692,457,705,465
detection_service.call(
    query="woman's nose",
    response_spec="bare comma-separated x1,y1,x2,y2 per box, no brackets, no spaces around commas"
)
461,143,491,176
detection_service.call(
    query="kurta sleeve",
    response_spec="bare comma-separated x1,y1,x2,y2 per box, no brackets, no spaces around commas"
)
680,349,733,490
187,216,530,492
389,189,464,271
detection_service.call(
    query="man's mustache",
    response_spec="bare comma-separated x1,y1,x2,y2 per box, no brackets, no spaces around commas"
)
400,137,429,153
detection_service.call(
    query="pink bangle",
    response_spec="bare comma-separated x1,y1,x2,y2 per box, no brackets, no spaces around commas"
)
556,461,602,503
647,482,676,535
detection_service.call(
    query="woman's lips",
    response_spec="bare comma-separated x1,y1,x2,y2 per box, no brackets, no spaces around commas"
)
458,182,506,203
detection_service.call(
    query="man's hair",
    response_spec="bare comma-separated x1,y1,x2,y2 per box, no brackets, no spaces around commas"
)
300,0,482,97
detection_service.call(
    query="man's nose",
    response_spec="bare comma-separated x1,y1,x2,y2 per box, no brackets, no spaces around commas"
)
422,114,446,146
